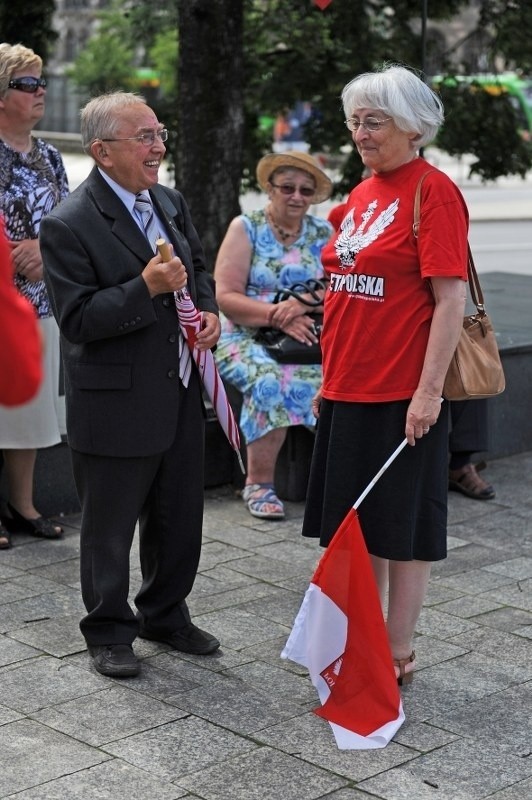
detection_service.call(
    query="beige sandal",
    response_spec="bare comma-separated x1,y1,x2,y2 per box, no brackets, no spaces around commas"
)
393,650,416,686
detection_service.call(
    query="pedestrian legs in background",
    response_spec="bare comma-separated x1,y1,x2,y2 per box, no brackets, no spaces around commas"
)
448,399,495,500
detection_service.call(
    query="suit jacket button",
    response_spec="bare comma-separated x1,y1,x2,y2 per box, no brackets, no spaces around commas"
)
168,333,177,343
167,369,177,379
130,319,136,326
162,297,171,307
135,316,141,322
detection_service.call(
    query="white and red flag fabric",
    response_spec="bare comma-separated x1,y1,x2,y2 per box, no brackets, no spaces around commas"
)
157,239,245,474
282,441,408,749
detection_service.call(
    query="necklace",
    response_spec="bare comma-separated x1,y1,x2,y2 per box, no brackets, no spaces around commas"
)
266,208,301,242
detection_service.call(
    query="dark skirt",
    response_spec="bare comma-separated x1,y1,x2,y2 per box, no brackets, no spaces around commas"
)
302,399,449,561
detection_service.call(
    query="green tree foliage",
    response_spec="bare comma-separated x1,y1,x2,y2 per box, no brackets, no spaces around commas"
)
479,0,532,72
0,0,56,62
435,78,532,181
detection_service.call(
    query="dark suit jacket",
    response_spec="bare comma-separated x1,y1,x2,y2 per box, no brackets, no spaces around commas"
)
41,167,217,457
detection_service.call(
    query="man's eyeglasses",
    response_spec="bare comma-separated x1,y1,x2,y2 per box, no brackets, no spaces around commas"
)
344,117,392,132
100,128,169,146
270,183,316,198
8,76,47,93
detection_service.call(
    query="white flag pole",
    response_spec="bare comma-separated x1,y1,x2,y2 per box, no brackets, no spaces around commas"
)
353,399,443,510
353,438,408,510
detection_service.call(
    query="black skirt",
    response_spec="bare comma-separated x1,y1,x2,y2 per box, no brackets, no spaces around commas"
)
302,399,449,561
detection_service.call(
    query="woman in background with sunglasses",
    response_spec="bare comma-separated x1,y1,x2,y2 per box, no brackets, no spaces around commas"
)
0,43,68,542
214,152,333,519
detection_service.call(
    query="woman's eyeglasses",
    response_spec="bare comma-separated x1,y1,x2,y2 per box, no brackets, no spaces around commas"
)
344,117,392,132
100,129,169,146
8,77,47,93
270,183,316,198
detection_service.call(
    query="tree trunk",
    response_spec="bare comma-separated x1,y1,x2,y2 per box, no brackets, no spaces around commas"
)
177,0,244,272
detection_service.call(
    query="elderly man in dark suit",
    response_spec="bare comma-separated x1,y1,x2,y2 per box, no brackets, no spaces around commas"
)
41,91,220,677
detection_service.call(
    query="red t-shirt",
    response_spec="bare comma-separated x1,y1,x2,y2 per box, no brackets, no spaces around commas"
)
320,158,469,402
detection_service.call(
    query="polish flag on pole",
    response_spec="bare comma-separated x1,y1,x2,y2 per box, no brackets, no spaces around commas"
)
281,439,408,749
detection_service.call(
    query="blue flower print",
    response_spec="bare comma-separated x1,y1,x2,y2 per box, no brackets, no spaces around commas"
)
253,373,283,412
278,263,314,288
285,379,315,416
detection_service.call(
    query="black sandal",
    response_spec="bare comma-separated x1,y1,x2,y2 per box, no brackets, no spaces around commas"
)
0,520,11,549
5,503,63,539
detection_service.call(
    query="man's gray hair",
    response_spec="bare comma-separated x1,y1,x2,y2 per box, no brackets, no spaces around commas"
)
80,91,147,153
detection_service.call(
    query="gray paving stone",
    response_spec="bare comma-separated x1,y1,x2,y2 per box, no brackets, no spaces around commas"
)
30,557,80,589
487,777,532,799
6,760,187,799
435,567,516,594
222,553,313,582
484,556,532,579
234,585,306,626
0,718,107,796
0,656,103,714
8,613,85,656
194,606,289,651
470,605,532,632
175,747,348,799
430,683,532,749
358,739,532,800
197,539,254,571
253,712,417,782
228,659,316,704
486,577,532,611
188,579,292,615
171,675,304,735
0,586,85,632
32,684,185,746
432,594,503,618
0,703,23,725
393,721,459,752
0,633,42,666
103,716,258,780
415,606,479,639
449,625,532,667
422,580,464,606
432,542,515,577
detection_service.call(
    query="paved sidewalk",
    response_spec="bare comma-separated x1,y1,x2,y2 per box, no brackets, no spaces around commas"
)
0,450,531,799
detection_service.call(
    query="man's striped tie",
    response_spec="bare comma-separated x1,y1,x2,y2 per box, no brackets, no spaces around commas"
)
134,192,159,252
135,194,191,385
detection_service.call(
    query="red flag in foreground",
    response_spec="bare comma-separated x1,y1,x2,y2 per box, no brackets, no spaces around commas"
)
281,507,404,749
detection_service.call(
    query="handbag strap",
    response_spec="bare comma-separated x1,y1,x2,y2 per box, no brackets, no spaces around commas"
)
273,278,326,307
413,173,486,317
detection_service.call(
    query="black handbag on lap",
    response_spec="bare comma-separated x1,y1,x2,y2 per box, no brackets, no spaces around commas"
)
253,278,326,364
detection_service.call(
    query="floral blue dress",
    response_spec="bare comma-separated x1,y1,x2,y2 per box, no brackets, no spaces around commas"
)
215,209,333,444
0,137,69,318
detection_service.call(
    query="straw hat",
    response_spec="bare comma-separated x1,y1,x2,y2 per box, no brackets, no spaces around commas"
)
256,151,333,203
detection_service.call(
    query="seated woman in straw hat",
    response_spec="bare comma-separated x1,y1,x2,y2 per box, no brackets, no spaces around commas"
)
214,152,333,520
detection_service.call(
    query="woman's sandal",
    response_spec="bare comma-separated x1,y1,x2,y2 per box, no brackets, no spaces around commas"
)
0,520,12,550
242,483,285,520
448,463,495,500
5,503,63,540
394,650,416,686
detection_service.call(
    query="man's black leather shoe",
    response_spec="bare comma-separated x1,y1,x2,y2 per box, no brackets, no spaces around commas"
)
89,644,140,677
138,622,220,655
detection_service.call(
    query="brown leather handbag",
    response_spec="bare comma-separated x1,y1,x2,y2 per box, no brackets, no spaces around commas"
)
414,175,505,401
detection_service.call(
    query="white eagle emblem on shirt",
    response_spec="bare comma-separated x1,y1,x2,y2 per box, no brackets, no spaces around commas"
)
335,198,399,268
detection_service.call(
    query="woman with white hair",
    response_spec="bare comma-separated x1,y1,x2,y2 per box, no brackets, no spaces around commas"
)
302,64,468,685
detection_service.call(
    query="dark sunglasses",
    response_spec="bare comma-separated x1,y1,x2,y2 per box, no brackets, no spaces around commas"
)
8,76,47,93
270,182,316,197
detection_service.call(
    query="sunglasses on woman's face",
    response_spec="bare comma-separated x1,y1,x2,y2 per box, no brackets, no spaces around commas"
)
8,76,47,93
